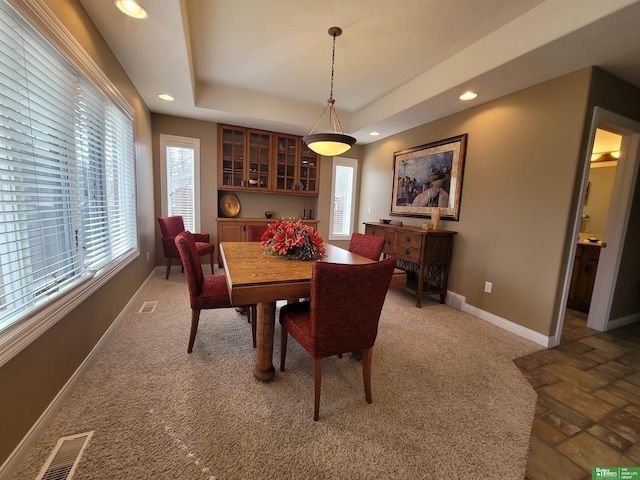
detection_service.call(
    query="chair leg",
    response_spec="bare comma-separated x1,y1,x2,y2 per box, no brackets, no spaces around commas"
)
249,305,257,348
165,258,172,279
362,347,373,404
279,328,288,372
209,252,215,275
314,358,322,421
188,309,201,353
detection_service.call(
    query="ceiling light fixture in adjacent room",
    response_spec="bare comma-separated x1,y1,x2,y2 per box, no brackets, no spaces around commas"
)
115,0,148,19
302,27,356,157
459,91,478,101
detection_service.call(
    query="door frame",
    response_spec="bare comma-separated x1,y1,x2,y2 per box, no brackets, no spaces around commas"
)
553,107,640,346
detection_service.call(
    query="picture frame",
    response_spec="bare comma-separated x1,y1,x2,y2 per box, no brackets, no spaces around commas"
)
390,134,467,220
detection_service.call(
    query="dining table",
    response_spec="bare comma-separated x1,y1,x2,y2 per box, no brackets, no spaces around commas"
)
219,242,407,381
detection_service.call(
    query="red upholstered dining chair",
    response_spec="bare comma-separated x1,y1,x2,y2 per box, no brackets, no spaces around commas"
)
348,232,385,261
247,224,268,242
158,216,214,279
174,231,256,352
279,257,396,421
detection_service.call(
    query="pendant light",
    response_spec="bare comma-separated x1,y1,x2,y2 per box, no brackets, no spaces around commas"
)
303,27,356,157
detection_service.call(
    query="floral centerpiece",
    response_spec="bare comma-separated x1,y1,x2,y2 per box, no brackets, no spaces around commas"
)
261,219,325,261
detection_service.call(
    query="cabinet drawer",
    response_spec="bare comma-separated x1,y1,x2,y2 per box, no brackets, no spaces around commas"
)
365,225,386,238
396,232,423,248
394,245,422,263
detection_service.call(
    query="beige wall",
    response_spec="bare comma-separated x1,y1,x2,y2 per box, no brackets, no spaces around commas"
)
0,0,155,466
359,69,593,336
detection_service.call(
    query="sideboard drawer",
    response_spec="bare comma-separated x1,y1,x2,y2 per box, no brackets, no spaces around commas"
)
395,245,421,263
396,232,423,248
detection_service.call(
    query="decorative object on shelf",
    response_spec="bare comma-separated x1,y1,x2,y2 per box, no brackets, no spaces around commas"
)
431,207,441,230
264,211,273,219
390,134,467,220
302,27,356,157
261,219,325,261
220,193,240,217
380,219,391,224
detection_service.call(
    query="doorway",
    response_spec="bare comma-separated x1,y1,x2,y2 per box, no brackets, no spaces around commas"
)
554,108,640,346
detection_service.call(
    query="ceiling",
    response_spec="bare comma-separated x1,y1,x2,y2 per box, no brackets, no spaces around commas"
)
78,0,640,148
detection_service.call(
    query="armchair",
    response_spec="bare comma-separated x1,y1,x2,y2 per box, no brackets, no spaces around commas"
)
158,216,214,279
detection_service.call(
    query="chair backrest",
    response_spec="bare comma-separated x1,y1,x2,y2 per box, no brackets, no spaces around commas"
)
309,256,396,358
175,231,204,298
247,224,268,242
158,216,186,257
348,233,385,261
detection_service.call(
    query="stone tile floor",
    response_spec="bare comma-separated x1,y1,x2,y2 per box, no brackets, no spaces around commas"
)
515,310,640,479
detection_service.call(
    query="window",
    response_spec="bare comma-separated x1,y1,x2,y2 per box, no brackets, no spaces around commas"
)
0,0,137,362
329,157,357,241
159,135,200,231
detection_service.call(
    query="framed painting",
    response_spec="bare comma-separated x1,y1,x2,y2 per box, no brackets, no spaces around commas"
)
390,134,467,220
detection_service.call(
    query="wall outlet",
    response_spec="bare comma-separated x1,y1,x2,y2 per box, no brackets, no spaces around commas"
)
484,281,492,293
146,251,150,261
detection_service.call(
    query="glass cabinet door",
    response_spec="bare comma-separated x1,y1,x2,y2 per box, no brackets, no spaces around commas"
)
247,129,271,190
299,143,319,194
274,134,298,192
219,126,245,188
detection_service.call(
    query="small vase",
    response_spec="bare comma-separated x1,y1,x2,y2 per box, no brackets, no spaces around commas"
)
431,207,441,230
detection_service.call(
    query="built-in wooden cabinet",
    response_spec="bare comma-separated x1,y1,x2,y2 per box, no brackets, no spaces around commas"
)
218,125,272,191
273,133,319,194
364,222,456,307
218,124,319,195
567,243,601,312
216,217,319,266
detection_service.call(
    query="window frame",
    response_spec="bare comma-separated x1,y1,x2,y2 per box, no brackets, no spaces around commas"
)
159,134,201,232
328,156,358,241
0,0,139,367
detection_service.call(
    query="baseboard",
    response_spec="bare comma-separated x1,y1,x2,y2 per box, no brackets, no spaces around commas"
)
608,312,640,330
0,270,157,480
446,291,552,347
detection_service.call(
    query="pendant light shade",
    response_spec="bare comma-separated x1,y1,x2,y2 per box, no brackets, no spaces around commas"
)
303,27,356,157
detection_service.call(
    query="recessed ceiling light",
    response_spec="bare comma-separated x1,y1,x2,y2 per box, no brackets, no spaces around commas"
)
158,94,174,102
459,91,478,101
369,131,380,136
115,0,148,19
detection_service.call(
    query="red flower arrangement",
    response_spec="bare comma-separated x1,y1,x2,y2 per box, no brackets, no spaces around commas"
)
261,219,325,261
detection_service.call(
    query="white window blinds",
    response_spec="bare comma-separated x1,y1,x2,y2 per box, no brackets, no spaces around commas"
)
0,1,137,333
329,157,357,240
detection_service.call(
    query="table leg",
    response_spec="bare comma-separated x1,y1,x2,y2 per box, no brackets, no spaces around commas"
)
253,301,276,381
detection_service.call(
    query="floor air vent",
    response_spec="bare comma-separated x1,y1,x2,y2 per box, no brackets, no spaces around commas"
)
36,431,93,480
139,300,157,313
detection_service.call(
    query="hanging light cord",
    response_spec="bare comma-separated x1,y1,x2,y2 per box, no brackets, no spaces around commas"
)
306,28,345,136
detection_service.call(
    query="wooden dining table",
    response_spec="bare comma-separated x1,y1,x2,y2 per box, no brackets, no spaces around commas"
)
219,242,407,381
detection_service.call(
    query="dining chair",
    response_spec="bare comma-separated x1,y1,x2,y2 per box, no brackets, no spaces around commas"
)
247,224,268,242
279,256,397,420
158,216,214,279
348,232,385,261
174,231,256,352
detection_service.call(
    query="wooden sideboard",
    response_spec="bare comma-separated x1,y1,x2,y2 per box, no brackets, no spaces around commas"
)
216,217,319,266
364,222,456,307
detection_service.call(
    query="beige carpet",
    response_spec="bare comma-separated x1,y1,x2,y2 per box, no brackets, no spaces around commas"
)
12,270,542,479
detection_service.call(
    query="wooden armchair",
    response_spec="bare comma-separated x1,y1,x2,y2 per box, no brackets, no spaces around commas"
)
158,216,214,279
279,257,396,420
